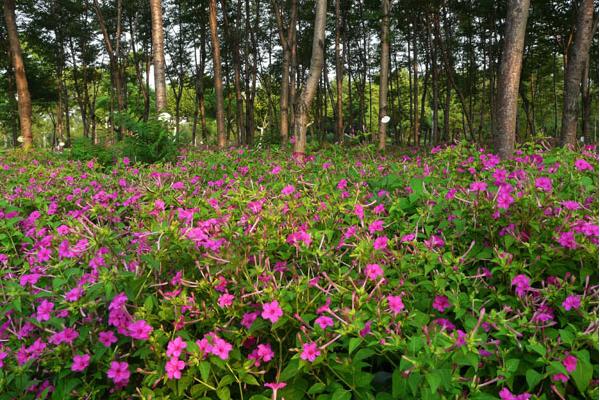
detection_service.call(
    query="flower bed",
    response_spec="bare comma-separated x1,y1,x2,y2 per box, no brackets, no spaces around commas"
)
0,144,597,399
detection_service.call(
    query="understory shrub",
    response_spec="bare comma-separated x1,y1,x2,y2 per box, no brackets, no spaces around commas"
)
0,144,597,399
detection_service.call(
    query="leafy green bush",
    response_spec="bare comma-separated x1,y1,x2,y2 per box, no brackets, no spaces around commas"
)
118,115,182,164
66,137,114,166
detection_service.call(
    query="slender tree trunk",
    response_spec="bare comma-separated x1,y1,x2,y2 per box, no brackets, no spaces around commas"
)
581,55,591,142
377,0,390,151
6,60,19,147
4,0,33,150
293,0,327,156
209,0,227,148
560,0,595,146
335,0,344,143
430,16,439,145
412,31,419,146
150,0,168,113
494,0,530,158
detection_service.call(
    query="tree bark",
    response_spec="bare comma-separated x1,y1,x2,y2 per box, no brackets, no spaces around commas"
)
335,0,344,143
377,0,390,151
494,0,530,158
4,0,33,150
150,0,168,113
209,0,227,148
293,0,327,156
560,0,595,146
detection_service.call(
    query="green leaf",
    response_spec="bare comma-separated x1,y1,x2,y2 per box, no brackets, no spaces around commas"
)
426,371,442,394
198,361,211,382
348,337,361,354
526,370,542,390
216,386,230,400
331,389,351,400
307,383,326,395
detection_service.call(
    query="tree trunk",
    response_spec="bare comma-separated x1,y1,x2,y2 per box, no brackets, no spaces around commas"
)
494,0,530,158
377,0,390,151
560,0,595,146
209,0,227,148
430,15,439,145
581,55,591,142
293,0,327,156
150,0,168,113
335,0,344,143
4,0,33,150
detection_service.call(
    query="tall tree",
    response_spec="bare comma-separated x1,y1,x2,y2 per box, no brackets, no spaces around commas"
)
293,0,326,156
150,0,168,113
334,0,344,143
209,0,227,148
494,0,530,158
3,0,32,150
377,0,390,151
560,0,596,146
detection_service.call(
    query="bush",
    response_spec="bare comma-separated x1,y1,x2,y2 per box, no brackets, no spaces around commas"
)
118,115,182,164
0,144,597,400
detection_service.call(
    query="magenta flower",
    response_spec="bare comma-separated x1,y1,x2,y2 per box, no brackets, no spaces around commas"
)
511,274,531,297
499,388,531,400
432,295,450,312
218,293,235,308
281,185,295,195
557,231,577,249
265,382,287,390
373,236,388,250
127,320,153,340
165,357,186,380
365,264,384,281
354,204,364,220
368,220,384,234
35,300,54,322
534,177,553,192
454,330,467,347
98,331,118,347
300,342,321,362
107,361,130,386
314,316,334,330
563,354,577,373
249,343,275,366
0,350,7,368
71,354,90,372
262,300,283,324
166,337,187,359
574,159,593,171
387,295,405,315
562,295,581,311
241,311,259,329
469,181,488,192
400,233,416,243
552,373,569,383
210,336,232,360
64,287,83,302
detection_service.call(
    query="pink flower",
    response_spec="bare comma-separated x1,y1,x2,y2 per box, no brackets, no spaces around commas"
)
354,204,364,220
281,185,295,195
400,233,416,243
561,200,580,210
165,357,186,380
499,387,531,400
98,331,118,347
65,287,83,302
166,337,187,359
300,342,321,362
210,336,232,360
0,350,7,368
574,159,593,171
241,311,259,329
249,343,275,366
35,300,54,322
387,295,405,315
511,274,531,297
562,295,581,311
262,301,283,324
469,181,488,192
218,293,235,308
365,264,383,281
71,354,90,372
552,373,569,383
454,330,467,347
535,177,553,192
107,361,130,386
433,295,450,312
265,382,287,390
368,220,384,234
373,236,388,250
314,316,334,330
563,354,577,373
557,231,577,249
127,320,153,340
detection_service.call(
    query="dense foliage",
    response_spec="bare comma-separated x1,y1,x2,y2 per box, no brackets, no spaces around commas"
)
0,144,598,399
